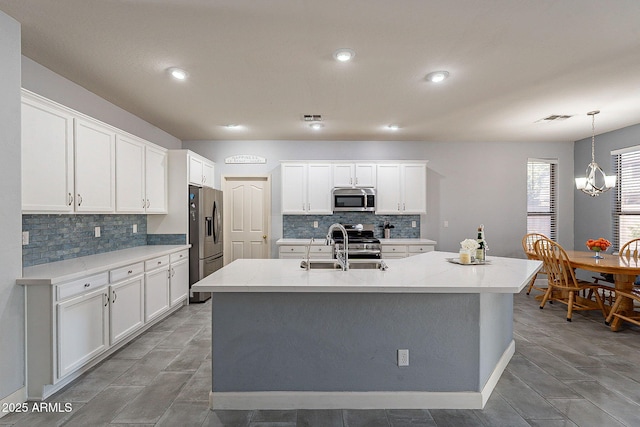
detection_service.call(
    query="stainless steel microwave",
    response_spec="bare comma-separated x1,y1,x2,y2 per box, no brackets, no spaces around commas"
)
332,188,376,212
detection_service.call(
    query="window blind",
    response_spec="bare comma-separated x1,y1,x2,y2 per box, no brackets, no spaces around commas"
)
612,148,640,250
527,160,557,240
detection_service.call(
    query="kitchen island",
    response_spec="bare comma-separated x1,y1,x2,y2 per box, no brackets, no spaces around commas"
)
192,251,541,410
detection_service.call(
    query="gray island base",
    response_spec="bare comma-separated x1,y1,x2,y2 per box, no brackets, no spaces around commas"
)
192,251,541,410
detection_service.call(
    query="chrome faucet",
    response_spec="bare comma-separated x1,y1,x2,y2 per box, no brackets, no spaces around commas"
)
326,223,349,271
304,237,314,270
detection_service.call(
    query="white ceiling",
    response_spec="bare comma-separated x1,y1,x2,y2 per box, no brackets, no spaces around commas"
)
1,0,640,143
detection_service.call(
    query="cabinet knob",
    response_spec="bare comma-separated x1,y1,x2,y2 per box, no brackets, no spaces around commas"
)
127,270,133,274
84,283,90,287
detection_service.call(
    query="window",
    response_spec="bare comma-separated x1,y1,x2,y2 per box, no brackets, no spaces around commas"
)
612,146,640,250
527,159,557,240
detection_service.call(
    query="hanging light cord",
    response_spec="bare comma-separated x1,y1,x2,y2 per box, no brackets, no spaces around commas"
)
590,111,597,164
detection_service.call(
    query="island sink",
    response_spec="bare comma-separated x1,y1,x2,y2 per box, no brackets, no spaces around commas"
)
300,259,388,270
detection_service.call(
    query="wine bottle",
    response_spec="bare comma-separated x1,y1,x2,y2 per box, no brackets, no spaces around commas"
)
476,225,486,262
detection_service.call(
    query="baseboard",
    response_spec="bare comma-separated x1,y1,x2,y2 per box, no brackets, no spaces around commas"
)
208,340,515,411
0,387,27,419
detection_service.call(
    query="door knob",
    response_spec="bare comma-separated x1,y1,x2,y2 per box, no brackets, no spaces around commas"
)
263,235,267,239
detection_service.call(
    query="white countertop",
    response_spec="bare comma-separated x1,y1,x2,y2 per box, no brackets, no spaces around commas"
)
192,251,540,294
18,245,190,285
277,238,437,245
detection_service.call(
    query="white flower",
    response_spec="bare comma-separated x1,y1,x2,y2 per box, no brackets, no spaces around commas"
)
460,239,479,251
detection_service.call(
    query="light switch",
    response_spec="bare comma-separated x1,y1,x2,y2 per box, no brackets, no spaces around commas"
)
411,221,417,228
133,224,138,233
444,221,449,228
95,226,101,238
313,221,318,228
22,231,29,245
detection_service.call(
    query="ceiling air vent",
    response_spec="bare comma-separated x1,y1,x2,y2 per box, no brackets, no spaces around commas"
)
538,114,573,122
303,114,322,122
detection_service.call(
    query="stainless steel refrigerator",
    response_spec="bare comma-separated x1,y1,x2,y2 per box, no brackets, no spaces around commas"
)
188,185,223,303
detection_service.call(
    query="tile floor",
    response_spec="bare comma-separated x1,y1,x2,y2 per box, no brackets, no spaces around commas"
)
1,290,640,427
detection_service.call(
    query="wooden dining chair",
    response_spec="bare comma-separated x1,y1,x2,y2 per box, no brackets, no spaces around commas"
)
605,288,640,329
534,238,607,321
620,238,640,260
522,233,550,296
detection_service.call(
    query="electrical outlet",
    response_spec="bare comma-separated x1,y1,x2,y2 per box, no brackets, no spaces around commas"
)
444,220,449,228
133,224,138,233
95,226,101,238
398,349,409,367
411,221,417,228
22,231,29,245
313,221,318,228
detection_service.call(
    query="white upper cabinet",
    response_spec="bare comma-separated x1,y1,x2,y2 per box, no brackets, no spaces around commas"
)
22,90,168,214
332,163,376,188
188,153,215,188
74,118,116,213
281,163,332,215
21,93,75,212
375,163,427,214
145,145,168,213
116,135,146,213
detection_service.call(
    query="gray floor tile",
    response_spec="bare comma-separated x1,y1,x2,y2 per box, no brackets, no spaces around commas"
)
563,380,640,426
111,371,192,424
472,393,529,427
297,409,344,427
343,409,390,427
429,409,484,427
61,385,143,427
174,359,212,402
250,410,296,423
155,324,205,349
495,370,564,420
526,420,579,427
204,410,252,427
111,347,182,386
164,338,211,372
112,330,173,360
548,398,626,427
385,409,435,427
506,354,582,399
9,402,83,427
155,400,210,427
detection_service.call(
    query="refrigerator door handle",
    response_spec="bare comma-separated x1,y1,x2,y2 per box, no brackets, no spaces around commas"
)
205,216,213,237
213,200,220,244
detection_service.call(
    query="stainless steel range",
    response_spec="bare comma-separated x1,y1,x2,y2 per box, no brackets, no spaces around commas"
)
331,224,381,259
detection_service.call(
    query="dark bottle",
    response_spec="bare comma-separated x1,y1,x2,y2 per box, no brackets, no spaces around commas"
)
476,225,486,262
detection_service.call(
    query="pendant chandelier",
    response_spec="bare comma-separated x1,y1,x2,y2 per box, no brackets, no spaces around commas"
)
575,110,616,197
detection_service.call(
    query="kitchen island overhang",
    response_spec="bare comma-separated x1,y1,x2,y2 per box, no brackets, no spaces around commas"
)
193,251,541,410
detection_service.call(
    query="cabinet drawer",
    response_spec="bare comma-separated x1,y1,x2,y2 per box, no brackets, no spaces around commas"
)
381,245,407,254
57,272,109,301
110,262,144,283
170,250,189,263
145,255,170,271
309,246,332,255
279,245,306,254
408,245,434,254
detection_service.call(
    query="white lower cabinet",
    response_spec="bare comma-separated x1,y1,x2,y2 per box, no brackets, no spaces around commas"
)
109,275,144,345
278,245,333,259
169,258,189,306
57,287,109,378
22,247,189,400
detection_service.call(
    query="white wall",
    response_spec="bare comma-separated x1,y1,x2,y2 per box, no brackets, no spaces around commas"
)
21,56,181,150
183,139,575,258
0,10,24,403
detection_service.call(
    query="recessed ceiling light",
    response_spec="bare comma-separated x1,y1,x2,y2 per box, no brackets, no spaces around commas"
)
167,67,188,80
333,48,356,62
224,124,241,129
309,122,324,130
387,124,400,131
425,70,449,83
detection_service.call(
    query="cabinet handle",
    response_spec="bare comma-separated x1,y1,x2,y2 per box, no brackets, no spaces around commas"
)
84,283,90,288
143,199,146,208
355,177,358,185
127,270,133,274
307,203,310,211
202,175,206,183
68,193,74,206
397,203,400,211
302,203,305,211
157,261,162,265
112,290,117,304
171,267,175,278
403,203,406,211
350,178,353,185
78,194,83,206
104,293,109,307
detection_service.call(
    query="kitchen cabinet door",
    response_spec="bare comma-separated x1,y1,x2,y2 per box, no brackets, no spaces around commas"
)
169,259,189,306
115,135,145,213
110,275,144,345
144,267,170,322
375,164,401,214
21,93,75,213
402,163,427,214
307,163,332,214
281,163,308,214
202,161,215,188
145,145,168,213
189,155,204,186
57,288,109,378
75,118,116,212
354,163,376,187
332,164,355,187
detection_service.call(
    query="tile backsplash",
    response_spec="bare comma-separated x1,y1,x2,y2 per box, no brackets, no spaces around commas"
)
22,214,186,267
283,213,420,239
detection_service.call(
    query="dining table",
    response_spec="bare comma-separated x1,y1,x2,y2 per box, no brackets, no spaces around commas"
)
564,250,640,331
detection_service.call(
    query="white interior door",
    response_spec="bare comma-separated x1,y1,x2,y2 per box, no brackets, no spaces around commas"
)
224,177,270,264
